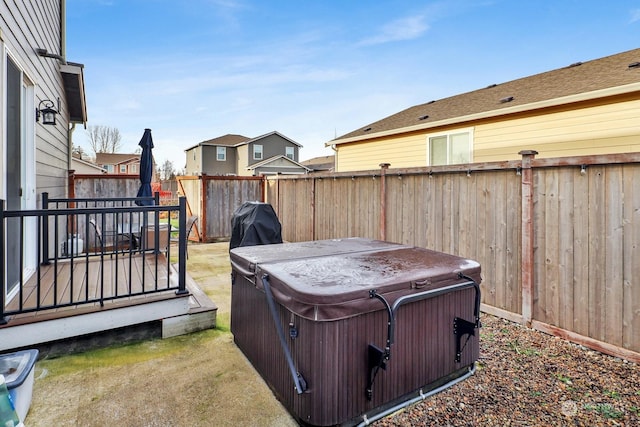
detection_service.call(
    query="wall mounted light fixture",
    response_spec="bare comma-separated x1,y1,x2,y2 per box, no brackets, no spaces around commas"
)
36,99,59,125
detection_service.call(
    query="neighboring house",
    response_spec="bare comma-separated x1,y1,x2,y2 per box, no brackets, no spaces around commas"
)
95,152,141,175
184,131,309,176
71,154,106,174
300,155,335,173
329,48,640,172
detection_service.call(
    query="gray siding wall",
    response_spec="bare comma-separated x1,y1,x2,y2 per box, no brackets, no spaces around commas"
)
247,134,299,167
1,0,69,203
202,145,236,175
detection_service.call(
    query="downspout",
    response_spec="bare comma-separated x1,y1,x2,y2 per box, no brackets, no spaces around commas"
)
60,0,74,175
60,0,67,64
68,123,76,174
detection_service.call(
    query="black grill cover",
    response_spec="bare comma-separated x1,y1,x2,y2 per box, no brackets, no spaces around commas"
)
230,201,283,250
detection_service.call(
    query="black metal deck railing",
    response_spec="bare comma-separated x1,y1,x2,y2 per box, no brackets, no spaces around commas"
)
0,193,188,323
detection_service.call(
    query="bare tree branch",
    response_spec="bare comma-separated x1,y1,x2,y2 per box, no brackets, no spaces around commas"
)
86,125,122,154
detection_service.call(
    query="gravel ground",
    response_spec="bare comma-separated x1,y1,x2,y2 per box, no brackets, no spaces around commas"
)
375,314,640,426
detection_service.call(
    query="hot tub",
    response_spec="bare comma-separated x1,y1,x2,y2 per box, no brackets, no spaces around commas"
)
230,238,481,426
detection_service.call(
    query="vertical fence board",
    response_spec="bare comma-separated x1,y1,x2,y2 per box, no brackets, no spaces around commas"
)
558,167,575,331
532,169,545,321
506,171,521,314
475,173,489,304
588,166,606,341
623,165,640,352
457,173,471,258
494,173,508,310
414,175,429,249
573,167,590,336
605,166,624,347
545,170,560,327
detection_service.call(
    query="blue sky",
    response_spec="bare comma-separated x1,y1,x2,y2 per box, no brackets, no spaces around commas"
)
66,0,640,169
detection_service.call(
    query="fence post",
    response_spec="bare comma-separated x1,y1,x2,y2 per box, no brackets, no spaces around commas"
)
379,163,390,241
519,150,538,327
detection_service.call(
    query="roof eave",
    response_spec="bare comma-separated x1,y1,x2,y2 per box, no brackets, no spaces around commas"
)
60,62,88,125
328,82,640,146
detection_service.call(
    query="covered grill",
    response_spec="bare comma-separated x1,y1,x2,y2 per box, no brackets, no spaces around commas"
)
230,238,481,426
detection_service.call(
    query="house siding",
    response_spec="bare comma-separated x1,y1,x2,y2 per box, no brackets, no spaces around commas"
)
473,98,640,162
202,146,236,175
335,97,640,172
1,0,69,201
236,144,250,176
335,133,429,172
185,147,200,175
251,133,299,163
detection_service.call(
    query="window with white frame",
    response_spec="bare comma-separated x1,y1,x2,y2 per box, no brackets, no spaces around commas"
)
428,130,472,166
253,144,263,160
285,146,294,160
131,164,137,173
120,165,127,173
217,146,226,161
106,165,114,173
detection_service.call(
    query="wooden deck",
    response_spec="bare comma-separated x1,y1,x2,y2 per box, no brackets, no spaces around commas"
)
2,252,181,328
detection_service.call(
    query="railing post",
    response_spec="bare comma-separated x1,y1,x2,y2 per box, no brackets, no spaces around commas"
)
42,192,50,265
153,192,160,253
379,163,390,241
519,150,538,328
0,200,5,324
176,196,188,295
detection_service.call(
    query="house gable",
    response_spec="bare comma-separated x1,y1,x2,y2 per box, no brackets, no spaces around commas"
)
247,155,310,176
95,153,143,175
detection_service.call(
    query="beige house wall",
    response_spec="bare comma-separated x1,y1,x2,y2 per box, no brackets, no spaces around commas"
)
236,145,250,176
474,98,640,162
185,146,201,175
335,97,640,172
335,134,428,172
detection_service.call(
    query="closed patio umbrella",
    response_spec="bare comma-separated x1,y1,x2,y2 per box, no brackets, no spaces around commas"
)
135,128,154,206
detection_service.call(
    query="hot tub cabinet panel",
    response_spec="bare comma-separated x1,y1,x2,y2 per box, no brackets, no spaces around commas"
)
230,239,481,426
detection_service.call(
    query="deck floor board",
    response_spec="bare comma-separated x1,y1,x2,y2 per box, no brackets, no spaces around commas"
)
4,252,177,324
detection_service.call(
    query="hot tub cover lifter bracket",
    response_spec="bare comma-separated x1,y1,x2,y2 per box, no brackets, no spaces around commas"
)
262,274,307,394
453,273,482,363
366,289,392,400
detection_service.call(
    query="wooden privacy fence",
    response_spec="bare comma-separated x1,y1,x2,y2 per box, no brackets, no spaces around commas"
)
69,172,141,200
265,151,640,362
176,175,265,242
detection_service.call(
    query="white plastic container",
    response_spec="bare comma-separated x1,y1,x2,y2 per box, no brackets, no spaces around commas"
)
64,236,84,256
0,350,38,423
